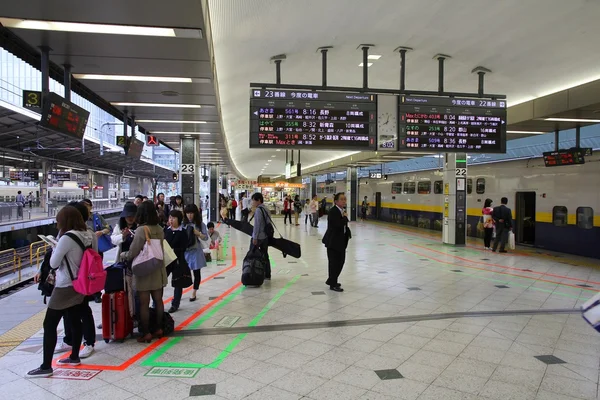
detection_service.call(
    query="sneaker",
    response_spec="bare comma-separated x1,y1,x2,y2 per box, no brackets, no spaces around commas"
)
53,342,71,354
80,345,94,359
26,367,53,378
58,358,81,366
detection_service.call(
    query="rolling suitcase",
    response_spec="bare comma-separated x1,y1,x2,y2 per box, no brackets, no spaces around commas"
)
102,291,133,343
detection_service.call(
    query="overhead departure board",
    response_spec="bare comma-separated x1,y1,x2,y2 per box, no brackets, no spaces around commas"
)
398,96,507,153
39,92,90,139
543,149,585,167
250,88,377,150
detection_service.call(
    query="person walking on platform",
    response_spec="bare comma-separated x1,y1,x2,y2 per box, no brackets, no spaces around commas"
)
27,206,96,378
309,195,319,227
361,196,369,221
16,190,25,217
283,195,292,225
492,197,512,253
250,193,272,280
241,193,250,222
164,210,192,313
293,195,302,226
120,201,166,343
184,204,208,302
322,192,351,292
482,198,495,250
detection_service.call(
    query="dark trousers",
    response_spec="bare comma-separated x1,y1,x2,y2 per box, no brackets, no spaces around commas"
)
492,225,509,251
483,228,494,248
305,213,309,224
284,211,292,224
229,207,236,220
63,301,96,347
42,303,85,369
192,269,201,291
326,248,346,287
241,208,249,222
251,239,271,279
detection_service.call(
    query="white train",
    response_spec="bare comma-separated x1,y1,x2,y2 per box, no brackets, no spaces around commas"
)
317,153,600,259
0,186,85,203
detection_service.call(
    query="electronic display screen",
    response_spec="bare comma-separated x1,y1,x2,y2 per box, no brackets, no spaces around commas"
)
368,172,383,179
398,95,507,153
543,150,585,167
250,88,377,150
39,92,90,139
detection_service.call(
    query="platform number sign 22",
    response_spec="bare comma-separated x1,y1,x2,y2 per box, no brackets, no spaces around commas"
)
181,164,195,174
455,168,467,176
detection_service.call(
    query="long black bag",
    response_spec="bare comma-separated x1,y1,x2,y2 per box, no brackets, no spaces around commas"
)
241,246,266,287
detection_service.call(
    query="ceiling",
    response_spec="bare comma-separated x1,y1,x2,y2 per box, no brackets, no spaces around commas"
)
0,0,237,174
206,0,600,178
0,107,175,177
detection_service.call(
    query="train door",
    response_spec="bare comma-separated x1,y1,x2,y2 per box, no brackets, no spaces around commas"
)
515,192,536,245
375,192,382,220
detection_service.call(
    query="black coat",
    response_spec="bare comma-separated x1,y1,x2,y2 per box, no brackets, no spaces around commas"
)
492,205,513,229
322,205,351,252
163,227,192,288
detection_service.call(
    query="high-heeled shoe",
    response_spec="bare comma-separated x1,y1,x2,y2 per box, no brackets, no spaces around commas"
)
137,333,152,343
152,329,164,339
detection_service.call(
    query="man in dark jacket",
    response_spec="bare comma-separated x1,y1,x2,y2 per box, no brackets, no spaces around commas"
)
492,197,512,253
322,192,351,292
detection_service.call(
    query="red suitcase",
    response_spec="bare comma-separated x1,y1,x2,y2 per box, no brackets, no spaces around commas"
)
102,291,133,343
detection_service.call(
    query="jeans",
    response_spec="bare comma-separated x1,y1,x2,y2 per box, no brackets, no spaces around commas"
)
62,301,96,347
284,211,292,224
42,302,86,369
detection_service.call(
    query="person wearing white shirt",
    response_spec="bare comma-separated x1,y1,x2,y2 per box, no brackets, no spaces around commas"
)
309,195,319,227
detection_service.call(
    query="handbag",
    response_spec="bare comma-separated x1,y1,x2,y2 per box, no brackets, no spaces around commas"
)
508,231,516,250
93,214,114,253
171,259,193,288
131,226,164,277
163,240,177,268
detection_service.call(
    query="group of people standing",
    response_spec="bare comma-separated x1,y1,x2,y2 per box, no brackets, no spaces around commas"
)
27,194,222,378
481,197,513,253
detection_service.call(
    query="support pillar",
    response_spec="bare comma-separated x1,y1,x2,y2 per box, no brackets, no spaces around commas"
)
442,153,467,246
40,46,50,102
179,138,198,207
310,175,317,198
99,174,109,200
41,161,48,212
63,64,72,101
209,165,219,223
346,166,358,222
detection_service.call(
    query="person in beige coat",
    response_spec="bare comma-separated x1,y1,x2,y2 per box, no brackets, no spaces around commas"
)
120,201,167,343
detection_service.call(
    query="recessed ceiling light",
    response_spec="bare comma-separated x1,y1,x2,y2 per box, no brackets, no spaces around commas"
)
72,74,195,83
0,17,202,38
272,155,276,157
544,118,600,123
111,102,202,108
267,159,272,162
148,134,212,137
276,149,281,152
507,130,546,134
358,62,374,67
368,55,382,60
136,120,207,124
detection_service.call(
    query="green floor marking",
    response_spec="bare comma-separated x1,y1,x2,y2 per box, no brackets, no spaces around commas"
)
142,275,301,369
400,248,590,301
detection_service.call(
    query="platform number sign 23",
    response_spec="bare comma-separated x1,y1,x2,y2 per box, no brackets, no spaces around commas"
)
455,168,467,177
181,164,195,174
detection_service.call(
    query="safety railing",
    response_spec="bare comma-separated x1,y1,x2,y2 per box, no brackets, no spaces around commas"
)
0,248,22,280
29,241,48,269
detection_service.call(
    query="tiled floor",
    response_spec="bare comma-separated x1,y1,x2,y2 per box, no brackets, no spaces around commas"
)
1,218,600,399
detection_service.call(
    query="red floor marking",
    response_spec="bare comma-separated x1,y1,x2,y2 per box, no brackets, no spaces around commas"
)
396,244,596,292
411,243,600,286
52,246,239,371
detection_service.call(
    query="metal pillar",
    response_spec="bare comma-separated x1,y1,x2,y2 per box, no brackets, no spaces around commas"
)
555,129,560,151
123,110,129,140
471,66,492,97
346,166,358,222
40,46,50,105
311,175,317,199
361,46,370,90
442,153,467,246
63,64,72,101
576,125,581,148
41,161,48,212
209,165,219,223
318,47,333,88
395,46,413,91
179,137,197,206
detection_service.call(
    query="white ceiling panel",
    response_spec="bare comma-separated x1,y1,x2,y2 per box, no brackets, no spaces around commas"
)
207,0,600,178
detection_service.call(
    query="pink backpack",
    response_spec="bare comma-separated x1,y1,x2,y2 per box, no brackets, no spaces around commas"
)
64,233,107,296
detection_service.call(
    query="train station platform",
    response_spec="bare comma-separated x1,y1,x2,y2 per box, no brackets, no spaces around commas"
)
0,219,599,400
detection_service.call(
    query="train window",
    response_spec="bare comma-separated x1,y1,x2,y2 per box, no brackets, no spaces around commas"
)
467,179,473,194
476,178,485,194
391,183,402,194
434,181,443,194
553,206,568,227
403,182,416,194
576,207,594,229
418,181,431,194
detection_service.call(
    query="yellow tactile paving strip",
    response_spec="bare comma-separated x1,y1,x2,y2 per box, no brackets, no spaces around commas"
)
0,309,45,355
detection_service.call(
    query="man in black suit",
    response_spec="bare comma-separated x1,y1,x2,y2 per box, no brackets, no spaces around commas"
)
322,192,351,292
492,197,512,253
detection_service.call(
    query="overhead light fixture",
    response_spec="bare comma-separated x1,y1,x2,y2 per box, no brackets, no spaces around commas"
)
111,102,202,108
0,17,202,38
72,74,198,83
276,149,281,152
544,118,600,123
1,155,33,163
150,131,210,135
136,120,207,124
358,62,374,67
368,55,382,60
198,142,215,145
267,159,272,162
507,130,546,135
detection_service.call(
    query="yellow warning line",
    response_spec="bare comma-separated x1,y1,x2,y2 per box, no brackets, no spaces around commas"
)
0,309,46,355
